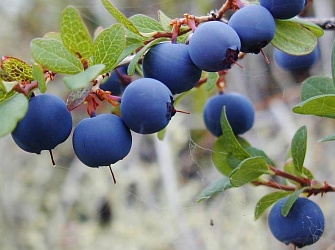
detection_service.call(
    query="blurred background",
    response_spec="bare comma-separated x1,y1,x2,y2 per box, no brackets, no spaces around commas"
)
0,0,335,249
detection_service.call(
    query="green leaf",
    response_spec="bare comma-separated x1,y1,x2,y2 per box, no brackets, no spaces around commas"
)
60,6,93,59
101,0,141,36
32,64,47,93
244,146,277,167
332,37,335,85
0,68,14,81
254,191,292,220
301,76,335,101
0,93,28,138
63,64,105,90
1,57,33,82
157,10,172,32
284,160,314,184
206,72,219,91
157,127,166,140
93,24,126,74
291,126,307,173
0,80,5,99
212,107,251,176
43,32,62,41
196,177,233,203
293,94,335,118
288,18,324,38
129,14,165,36
272,19,317,56
115,42,143,67
127,37,169,75
281,189,306,217
0,81,17,94
31,38,83,74
66,86,92,111
319,134,335,142
219,107,251,160
229,156,271,187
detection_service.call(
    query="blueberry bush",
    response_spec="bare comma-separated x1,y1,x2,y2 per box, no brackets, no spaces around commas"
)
0,0,335,248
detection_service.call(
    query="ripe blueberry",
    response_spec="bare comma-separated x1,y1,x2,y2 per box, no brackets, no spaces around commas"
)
203,92,254,136
11,94,72,154
188,21,241,72
260,0,305,19
228,5,276,54
142,42,202,94
268,197,325,248
120,78,175,134
100,65,129,96
72,114,132,167
273,47,319,71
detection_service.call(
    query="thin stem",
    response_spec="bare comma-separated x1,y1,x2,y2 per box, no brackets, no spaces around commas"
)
268,165,311,187
252,178,335,197
109,165,117,185
49,150,56,166
13,81,39,96
216,0,240,20
252,180,296,192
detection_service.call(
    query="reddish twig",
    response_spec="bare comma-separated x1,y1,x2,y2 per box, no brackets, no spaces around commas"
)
268,165,311,187
13,81,39,96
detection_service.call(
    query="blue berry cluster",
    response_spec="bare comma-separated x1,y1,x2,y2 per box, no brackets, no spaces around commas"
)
10,0,311,179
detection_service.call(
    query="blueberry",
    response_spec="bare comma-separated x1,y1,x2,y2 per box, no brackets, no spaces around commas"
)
268,197,325,248
228,5,276,54
188,21,241,72
100,65,129,96
142,42,202,94
11,94,72,154
203,92,254,136
260,0,305,19
274,47,319,71
72,114,132,167
120,78,175,134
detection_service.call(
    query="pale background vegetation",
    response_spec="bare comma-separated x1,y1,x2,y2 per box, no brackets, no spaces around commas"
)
0,0,335,249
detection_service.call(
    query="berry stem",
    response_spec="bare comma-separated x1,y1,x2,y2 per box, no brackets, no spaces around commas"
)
216,0,240,20
260,49,270,64
49,149,56,166
109,165,117,185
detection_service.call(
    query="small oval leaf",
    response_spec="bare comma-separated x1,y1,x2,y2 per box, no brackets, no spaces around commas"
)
31,38,84,74
196,177,233,203
127,37,169,75
213,107,251,176
32,64,47,93
93,24,126,74
101,0,142,36
157,10,173,32
229,156,270,187
272,19,317,56
281,189,306,217
301,76,335,101
293,94,335,118
60,6,93,59
1,57,33,82
0,93,28,138
254,191,292,220
206,72,219,91
63,64,105,90
291,126,307,174
289,18,324,38
129,14,165,34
